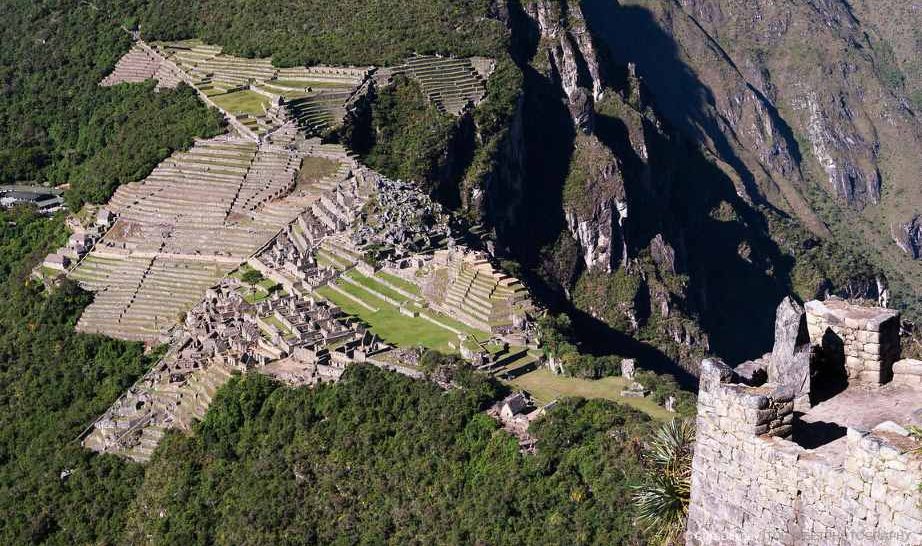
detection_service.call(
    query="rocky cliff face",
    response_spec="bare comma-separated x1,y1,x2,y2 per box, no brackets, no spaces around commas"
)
893,214,922,260
476,0,921,375
576,0,922,316
680,0,922,210
524,0,603,131
562,136,628,273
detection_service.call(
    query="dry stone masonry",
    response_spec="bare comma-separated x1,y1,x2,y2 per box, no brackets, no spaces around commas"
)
100,43,179,89
101,37,488,139
76,38,535,464
687,297,922,545
392,55,489,115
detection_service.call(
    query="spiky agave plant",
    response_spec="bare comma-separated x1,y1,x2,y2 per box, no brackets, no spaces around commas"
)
632,418,696,545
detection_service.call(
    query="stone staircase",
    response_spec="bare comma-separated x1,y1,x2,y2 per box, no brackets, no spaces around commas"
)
440,260,528,332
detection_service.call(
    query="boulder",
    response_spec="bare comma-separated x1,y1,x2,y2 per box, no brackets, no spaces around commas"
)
768,297,813,411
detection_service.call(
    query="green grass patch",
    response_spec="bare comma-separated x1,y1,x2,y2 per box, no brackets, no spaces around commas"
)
376,271,421,295
316,284,463,353
345,271,408,303
260,314,293,338
508,368,673,420
298,156,341,185
209,90,270,116
272,80,349,89
314,249,349,270
41,266,64,278
256,278,279,291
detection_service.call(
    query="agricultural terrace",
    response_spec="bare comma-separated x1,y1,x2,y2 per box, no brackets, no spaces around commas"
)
209,90,270,116
509,368,675,420
315,268,493,354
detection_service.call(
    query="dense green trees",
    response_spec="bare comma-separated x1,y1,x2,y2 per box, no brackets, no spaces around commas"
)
350,76,459,192
135,0,507,67
0,210,151,544
0,1,224,207
125,368,654,545
64,83,224,207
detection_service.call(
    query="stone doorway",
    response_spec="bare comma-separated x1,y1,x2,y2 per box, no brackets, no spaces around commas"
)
809,328,848,406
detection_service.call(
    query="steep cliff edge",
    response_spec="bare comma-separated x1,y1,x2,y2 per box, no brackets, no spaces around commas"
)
577,0,922,312
474,0,911,376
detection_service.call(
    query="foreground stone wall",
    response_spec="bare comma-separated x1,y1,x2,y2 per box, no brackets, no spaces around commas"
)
687,359,922,545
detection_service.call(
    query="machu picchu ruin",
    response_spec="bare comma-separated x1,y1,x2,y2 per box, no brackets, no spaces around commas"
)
70,34,537,463
389,55,491,115
11,2,922,544
100,39,489,140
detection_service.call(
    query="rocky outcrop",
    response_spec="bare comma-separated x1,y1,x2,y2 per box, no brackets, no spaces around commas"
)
767,296,812,410
892,214,922,260
581,0,826,235
681,0,922,213
573,0,922,329
563,135,627,272
524,0,604,131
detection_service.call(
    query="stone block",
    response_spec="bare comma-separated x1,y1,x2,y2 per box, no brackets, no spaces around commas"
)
895,513,922,534
860,357,881,369
894,359,922,376
847,355,864,369
870,481,887,501
740,393,769,409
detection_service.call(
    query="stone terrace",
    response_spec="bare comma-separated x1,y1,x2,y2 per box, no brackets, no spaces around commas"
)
82,154,376,461
68,132,332,343
100,43,179,89
148,40,371,136
396,55,488,115
428,248,533,335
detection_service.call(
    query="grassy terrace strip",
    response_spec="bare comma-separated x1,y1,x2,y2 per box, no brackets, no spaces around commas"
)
376,271,421,295
509,368,675,420
315,249,350,270
344,271,409,303
316,285,461,353
209,90,270,116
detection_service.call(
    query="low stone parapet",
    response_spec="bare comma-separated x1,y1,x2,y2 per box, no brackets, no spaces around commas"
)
891,359,922,388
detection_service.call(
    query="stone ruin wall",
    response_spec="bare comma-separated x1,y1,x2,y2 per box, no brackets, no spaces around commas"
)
687,359,922,545
805,299,901,385
687,300,922,545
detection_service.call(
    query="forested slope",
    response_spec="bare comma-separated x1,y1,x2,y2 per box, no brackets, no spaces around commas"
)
0,1,225,202
124,368,653,545
0,209,150,544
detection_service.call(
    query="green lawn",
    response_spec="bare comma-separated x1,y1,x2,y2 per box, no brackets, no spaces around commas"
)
272,79,348,89
376,271,421,296
315,249,350,270
257,278,279,291
210,90,270,115
316,285,463,353
509,368,674,420
261,314,293,337
345,271,409,303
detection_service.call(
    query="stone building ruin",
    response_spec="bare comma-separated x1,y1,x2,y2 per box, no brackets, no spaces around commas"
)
687,297,922,545
72,36,536,464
